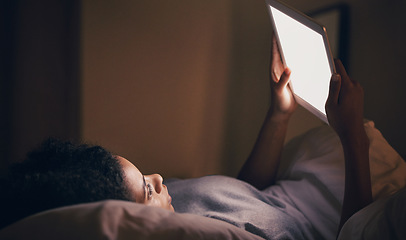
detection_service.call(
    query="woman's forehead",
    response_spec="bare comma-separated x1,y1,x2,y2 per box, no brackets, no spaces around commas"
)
116,156,146,203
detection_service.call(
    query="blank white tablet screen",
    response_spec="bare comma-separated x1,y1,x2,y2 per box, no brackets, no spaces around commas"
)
270,6,332,116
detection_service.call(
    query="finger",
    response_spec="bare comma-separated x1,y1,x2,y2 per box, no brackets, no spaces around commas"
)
277,67,291,88
326,73,341,105
271,35,277,56
334,59,350,83
271,35,282,64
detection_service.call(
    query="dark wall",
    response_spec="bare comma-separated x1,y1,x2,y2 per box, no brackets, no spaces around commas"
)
0,1,15,175
0,0,81,175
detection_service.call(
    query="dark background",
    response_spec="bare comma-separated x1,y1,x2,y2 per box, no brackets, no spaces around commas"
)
1,0,405,177
0,0,80,175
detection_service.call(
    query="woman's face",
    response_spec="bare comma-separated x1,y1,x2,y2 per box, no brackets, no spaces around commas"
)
116,156,174,212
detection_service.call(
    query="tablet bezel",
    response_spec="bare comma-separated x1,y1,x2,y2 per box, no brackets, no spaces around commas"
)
266,0,336,124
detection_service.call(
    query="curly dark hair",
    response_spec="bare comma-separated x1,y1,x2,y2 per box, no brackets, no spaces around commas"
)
0,138,133,229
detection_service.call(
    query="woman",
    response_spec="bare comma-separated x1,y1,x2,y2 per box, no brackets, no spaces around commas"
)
0,37,371,239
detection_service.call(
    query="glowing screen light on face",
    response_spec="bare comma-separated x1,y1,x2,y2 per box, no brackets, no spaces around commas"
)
270,6,332,116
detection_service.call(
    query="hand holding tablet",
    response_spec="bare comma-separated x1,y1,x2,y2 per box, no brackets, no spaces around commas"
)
266,0,336,123
269,36,298,120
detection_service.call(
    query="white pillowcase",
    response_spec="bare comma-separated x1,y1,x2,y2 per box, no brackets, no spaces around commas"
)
277,120,406,239
338,187,406,239
364,121,406,199
278,120,406,200
338,121,406,239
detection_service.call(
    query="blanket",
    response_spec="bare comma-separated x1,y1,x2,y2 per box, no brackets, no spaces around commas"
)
166,176,321,239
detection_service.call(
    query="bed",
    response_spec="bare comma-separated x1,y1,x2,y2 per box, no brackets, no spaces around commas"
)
0,120,405,239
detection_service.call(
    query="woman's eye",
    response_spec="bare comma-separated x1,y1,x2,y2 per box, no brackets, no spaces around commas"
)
147,183,153,200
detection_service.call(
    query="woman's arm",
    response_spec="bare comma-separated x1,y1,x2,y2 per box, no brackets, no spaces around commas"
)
237,37,297,190
325,59,372,235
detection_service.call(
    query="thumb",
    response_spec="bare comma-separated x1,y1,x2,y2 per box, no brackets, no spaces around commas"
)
326,73,341,105
277,67,291,89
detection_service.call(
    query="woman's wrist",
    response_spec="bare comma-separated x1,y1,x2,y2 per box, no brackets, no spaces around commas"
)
267,108,293,124
338,124,369,148
339,127,370,170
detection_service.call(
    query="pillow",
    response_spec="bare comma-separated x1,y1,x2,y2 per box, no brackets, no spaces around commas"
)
337,121,406,239
364,121,406,199
338,187,406,239
0,200,263,240
276,120,406,239
278,120,406,200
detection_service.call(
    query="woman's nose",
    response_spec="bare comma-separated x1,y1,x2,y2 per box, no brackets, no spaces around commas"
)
149,174,163,193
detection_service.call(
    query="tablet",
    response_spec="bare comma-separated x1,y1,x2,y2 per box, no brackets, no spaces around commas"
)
266,0,335,123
